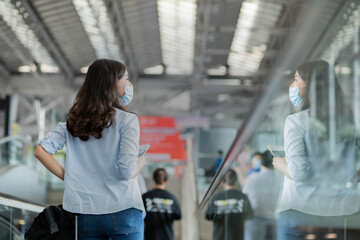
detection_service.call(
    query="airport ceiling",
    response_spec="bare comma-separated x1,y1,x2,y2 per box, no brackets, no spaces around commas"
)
0,0,358,128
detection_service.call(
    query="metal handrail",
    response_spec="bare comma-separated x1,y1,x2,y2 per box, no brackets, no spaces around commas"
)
0,192,46,213
0,135,32,146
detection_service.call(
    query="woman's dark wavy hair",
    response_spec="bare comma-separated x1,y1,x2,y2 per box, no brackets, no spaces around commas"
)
298,59,353,140
67,59,127,141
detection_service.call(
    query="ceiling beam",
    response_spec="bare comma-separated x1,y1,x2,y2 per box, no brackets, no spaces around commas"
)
0,60,10,80
191,0,213,110
105,0,139,81
13,0,74,81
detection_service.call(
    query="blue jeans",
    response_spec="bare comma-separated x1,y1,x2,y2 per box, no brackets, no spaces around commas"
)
276,210,347,240
245,217,276,240
78,208,143,240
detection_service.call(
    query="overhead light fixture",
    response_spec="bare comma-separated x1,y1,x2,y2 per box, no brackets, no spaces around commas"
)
340,66,352,75
217,93,231,103
305,234,316,240
40,64,59,73
143,65,164,74
324,233,337,239
204,79,241,86
207,66,227,75
18,64,37,73
80,66,89,74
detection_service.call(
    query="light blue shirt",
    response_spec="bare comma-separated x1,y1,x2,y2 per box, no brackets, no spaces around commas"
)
243,168,282,219
40,109,145,215
276,110,359,216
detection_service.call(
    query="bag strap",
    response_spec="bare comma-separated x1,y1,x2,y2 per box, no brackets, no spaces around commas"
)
44,207,59,235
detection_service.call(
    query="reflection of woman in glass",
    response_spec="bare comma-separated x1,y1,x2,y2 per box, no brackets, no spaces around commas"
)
273,60,359,240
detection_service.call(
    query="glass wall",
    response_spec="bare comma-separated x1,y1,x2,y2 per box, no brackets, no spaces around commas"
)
197,2,360,240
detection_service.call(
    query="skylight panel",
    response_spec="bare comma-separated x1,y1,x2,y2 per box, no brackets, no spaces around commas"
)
158,0,196,75
0,0,57,71
322,4,360,63
228,1,282,75
73,0,121,60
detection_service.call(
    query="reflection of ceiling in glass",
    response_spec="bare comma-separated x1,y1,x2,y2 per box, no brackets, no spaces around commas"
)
0,0,57,71
322,4,360,63
228,1,282,75
158,0,197,75
73,0,121,60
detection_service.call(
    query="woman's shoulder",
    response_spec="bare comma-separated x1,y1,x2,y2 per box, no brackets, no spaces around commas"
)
285,110,309,132
286,109,309,123
115,108,138,120
114,108,139,129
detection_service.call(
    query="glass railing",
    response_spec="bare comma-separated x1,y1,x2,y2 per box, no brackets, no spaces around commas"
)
0,193,46,240
195,1,360,240
0,135,32,168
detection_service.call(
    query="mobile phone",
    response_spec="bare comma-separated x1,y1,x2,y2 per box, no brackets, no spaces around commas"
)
267,145,285,158
138,144,150,157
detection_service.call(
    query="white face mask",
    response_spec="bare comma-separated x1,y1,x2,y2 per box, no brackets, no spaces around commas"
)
253,159,261,169
289,85,306,106
120,85,133,106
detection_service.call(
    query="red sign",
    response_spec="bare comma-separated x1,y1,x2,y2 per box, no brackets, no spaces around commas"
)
139,116,186,162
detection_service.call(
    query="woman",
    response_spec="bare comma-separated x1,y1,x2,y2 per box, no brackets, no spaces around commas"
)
273,60,359,239
34,59,145,239
142,168,181,240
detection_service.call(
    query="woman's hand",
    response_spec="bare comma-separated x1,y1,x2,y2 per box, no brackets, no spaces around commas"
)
273,157,286,171
273,157,293,180
138,156,146,171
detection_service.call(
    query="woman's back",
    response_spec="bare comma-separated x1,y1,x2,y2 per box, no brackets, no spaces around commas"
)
40,108,145,215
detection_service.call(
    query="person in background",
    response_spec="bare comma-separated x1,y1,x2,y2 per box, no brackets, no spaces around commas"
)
34,59,145,240
206,169,253,240
243,150,282,240
205,150,224,178
142,168,181,240
273,60,359,239
248,151,262,175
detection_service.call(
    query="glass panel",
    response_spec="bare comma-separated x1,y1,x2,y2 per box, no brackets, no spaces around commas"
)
158,0,197,75
0,204,33,240
73,0,122,60
197,2,360,240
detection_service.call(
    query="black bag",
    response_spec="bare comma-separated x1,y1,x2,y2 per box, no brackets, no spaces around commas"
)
25,205,76,240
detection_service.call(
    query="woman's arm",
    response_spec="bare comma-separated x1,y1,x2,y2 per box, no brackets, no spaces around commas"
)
34,145,64,181
273,157,292,180
283,114,310,181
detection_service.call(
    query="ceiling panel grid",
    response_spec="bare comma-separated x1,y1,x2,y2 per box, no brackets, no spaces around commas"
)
31,0,97,71
158,0,196,75
0,0,57,71
0,16,33,72
228,0,283,76
120,0,162,71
